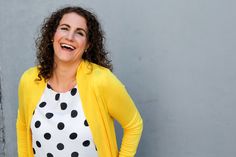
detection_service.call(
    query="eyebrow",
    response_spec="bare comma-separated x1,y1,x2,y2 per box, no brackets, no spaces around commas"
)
59,24,87,34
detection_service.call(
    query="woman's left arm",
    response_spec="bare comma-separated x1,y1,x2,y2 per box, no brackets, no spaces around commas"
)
101,70,143,157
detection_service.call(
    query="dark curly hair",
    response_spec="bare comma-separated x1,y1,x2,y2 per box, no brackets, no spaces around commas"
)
35,6,113,81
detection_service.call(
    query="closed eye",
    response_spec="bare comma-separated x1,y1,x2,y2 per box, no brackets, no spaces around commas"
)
76,31,85,36
60,27,69,31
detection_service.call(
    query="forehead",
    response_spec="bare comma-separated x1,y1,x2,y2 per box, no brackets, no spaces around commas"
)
59,12,87,30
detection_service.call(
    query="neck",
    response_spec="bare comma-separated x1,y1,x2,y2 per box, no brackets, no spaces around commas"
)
49,60,81,92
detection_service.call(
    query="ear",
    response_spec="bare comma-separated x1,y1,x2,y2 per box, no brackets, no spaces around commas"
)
85,43,90,50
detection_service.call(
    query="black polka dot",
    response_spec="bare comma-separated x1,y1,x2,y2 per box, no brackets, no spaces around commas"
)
95,145,97,151
47,153,54,157
69,133,77,140
71,88,77,96
57,143,64,150
44,133,51,140
32,110,35,115
82,140,90,147
57,122,65,130
84,120,89,126
33,148,36,154
71,110,78,118
35,121,41,128
47,84,52,89
39,102,46,108
60,102,67,110
46,112,54,119
55,93,60,101
71,152,79,157
36,141,41,148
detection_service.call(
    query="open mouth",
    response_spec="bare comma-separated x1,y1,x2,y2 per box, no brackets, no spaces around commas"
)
60,43,76,51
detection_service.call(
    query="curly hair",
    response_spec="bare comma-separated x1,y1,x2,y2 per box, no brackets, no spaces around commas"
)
35,6,113,81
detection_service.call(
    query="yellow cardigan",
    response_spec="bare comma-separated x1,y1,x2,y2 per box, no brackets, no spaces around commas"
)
16,60,143,157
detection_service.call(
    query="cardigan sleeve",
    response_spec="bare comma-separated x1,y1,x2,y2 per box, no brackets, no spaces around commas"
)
101,70,143,157
16,73,28,157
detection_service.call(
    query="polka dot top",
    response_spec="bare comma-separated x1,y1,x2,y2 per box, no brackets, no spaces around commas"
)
30,84,98,157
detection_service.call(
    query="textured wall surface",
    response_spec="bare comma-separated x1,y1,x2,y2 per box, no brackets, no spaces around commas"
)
1,0,236,157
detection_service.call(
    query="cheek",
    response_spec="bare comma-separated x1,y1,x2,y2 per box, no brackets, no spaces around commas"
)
53,32,63,49
53,31,61,41
53,29,66,40
79,38,89,46
53,35,61,50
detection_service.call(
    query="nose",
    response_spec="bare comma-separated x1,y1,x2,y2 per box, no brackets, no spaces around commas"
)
65,31,74,41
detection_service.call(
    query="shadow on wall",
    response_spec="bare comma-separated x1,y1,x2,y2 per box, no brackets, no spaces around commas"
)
0,72,1,104
0,71,6,156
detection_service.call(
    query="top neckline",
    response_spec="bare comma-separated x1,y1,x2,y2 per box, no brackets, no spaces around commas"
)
46,83,77,94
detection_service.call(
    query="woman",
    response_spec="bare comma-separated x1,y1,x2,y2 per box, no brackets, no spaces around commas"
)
16,6,143,157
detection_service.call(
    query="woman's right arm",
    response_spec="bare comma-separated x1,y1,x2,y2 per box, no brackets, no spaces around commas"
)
16,74,28,157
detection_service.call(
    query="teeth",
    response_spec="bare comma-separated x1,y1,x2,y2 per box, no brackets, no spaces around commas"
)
61,43,75,50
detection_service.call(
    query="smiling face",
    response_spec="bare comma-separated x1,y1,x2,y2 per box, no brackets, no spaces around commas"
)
53,12,89,65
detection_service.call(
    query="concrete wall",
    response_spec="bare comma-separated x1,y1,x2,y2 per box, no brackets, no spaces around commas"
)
0,0,236,157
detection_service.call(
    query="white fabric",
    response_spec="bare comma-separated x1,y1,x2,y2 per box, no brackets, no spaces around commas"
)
30,84,98,157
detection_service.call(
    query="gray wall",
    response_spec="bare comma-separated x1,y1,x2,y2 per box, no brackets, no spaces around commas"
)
1,0,236,157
